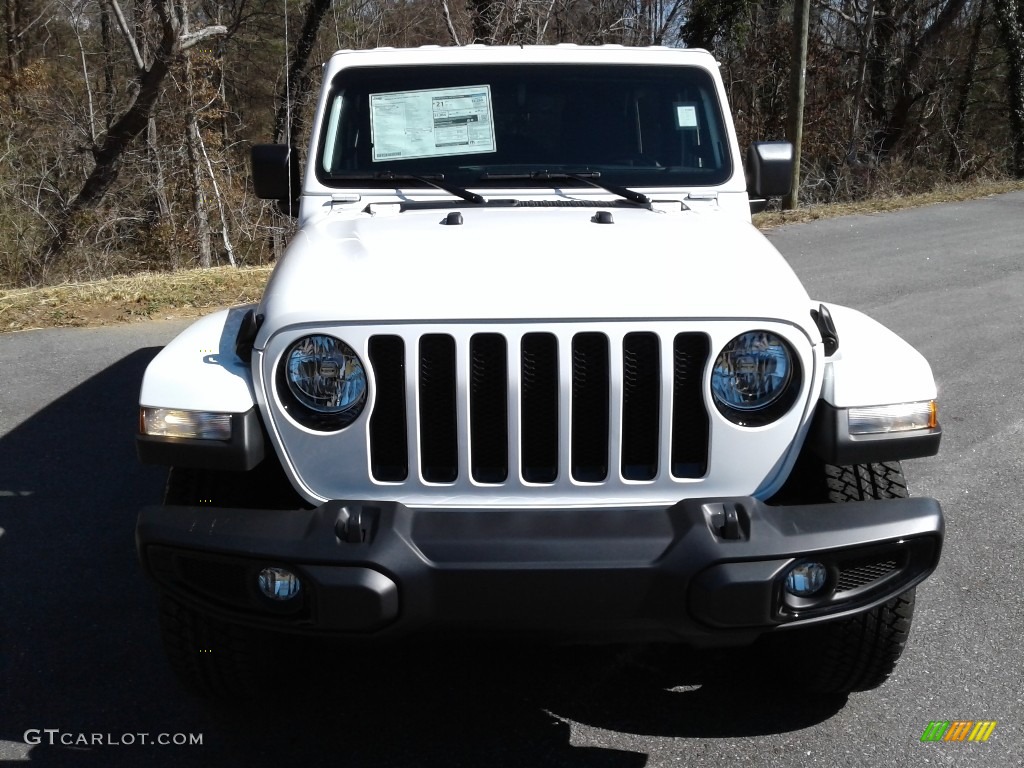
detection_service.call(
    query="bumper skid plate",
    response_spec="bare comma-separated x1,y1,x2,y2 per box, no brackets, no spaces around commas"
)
137,495,942,643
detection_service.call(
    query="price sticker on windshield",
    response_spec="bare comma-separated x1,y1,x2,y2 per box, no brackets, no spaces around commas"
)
370,86,496,161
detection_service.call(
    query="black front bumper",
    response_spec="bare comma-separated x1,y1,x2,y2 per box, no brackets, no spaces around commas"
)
137,496,943,645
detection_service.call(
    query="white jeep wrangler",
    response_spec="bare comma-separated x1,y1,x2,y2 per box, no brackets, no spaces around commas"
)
136,45,943,697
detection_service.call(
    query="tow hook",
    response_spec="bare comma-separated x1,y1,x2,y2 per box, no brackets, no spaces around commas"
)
704,502,750,541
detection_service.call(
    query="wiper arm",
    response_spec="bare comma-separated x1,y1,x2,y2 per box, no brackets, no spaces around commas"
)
480,170,650,206
329,171,485,204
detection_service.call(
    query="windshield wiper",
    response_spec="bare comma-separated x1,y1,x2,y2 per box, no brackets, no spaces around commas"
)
329,171,485,204
480,171,650,206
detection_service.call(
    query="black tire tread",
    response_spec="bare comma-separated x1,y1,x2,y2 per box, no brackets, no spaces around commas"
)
766,459,917,693
794,588,916,693
825,461,908,503
157,461,301,698
158,596,276,699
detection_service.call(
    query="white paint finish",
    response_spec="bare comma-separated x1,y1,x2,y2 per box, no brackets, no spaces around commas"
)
255,206,813,343
138,306,258,413
819,303,938,408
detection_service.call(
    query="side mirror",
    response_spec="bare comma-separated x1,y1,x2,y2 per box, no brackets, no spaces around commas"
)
745,141,793,213
251,144,300,215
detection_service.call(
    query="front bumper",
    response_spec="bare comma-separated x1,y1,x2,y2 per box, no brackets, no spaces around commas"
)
137,496,943,645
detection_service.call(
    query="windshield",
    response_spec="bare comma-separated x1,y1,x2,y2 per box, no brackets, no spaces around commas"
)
316,63,732,190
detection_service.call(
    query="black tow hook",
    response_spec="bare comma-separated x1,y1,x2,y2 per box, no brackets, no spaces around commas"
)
704,502,751,541
334,504,378,544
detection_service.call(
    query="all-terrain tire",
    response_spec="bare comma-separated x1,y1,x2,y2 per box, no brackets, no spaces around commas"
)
769,461,918,693
784,587,916,693
825,461,908,503
158,596,280,699
155,462,300,698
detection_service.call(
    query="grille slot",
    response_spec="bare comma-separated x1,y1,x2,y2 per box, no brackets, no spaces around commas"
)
366,328,710,487
621,332,660,480
418,334,459,483
836,558,900,592
671,333,711,478
571,332,610,482
368,335,408,481
470,334,509,483
521,333,559,483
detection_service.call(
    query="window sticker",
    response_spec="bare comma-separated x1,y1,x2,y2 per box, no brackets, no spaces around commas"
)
675,103,699,129
369,85,496,162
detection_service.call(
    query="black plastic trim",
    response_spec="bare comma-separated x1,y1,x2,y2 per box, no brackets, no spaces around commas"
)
137,493,943,642
807,402,942,465
136,408,265,471
234,309,263,363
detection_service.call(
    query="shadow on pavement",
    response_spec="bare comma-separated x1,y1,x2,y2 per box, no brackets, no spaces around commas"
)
0,347,844,767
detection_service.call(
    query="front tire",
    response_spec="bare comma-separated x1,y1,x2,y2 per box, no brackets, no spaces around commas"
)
155,462,301,698
158,595,280,699
769,460,918,693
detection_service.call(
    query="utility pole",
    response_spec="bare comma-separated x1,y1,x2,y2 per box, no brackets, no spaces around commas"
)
784,0,811,210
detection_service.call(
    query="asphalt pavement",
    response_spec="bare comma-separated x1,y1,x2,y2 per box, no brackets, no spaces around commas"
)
1,192,1022,766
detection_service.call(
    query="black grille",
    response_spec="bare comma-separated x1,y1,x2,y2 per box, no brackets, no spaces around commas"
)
836,559,900,592
521,333,559,483
366,330,710,485
671,333,711,478
470,334,508,483
418,334,459,483
368,336,408,481
176,556,251,608
571,333,610,482
621,333,660,480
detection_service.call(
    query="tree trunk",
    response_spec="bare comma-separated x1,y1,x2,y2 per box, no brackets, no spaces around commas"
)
4,0,19,107
784,0,810,209
946,0,987,175
875,0,970,156
994,0,1024,178
185,43,213,269
272,0,333,147
187,113,213,268
847,0,876,164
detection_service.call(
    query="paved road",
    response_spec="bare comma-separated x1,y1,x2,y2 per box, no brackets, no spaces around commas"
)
1,193,1022,766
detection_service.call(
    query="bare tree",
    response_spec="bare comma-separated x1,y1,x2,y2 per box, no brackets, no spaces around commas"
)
34,0,227,281
995,0,1024,177
272,0,333,147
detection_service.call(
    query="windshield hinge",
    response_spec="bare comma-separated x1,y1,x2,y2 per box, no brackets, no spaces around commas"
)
684,192,718,202
330,193,361,210
366,202,401,217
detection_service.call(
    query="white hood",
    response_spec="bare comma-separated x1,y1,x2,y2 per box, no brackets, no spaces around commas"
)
256,205,811,342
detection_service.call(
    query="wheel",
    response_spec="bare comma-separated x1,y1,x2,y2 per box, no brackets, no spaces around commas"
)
155,460,303,698
767,460,917,693
158,595,281,699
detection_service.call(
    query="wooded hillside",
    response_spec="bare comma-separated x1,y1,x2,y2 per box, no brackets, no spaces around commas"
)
2,0,1020,286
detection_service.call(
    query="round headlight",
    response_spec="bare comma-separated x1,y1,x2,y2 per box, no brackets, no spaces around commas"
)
711,331,799,426
280,335,367,430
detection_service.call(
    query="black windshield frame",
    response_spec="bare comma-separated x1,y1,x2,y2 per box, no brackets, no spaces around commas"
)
315,63,733,191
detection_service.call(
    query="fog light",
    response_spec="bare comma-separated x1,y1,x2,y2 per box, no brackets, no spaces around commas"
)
784,562,828,597
258,567,301,601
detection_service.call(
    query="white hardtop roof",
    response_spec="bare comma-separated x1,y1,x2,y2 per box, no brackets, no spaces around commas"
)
323,44,719,71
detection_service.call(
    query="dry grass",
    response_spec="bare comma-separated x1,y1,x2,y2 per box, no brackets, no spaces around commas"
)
2,178,1023,334
754,178,1024,229
0,266,272,333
